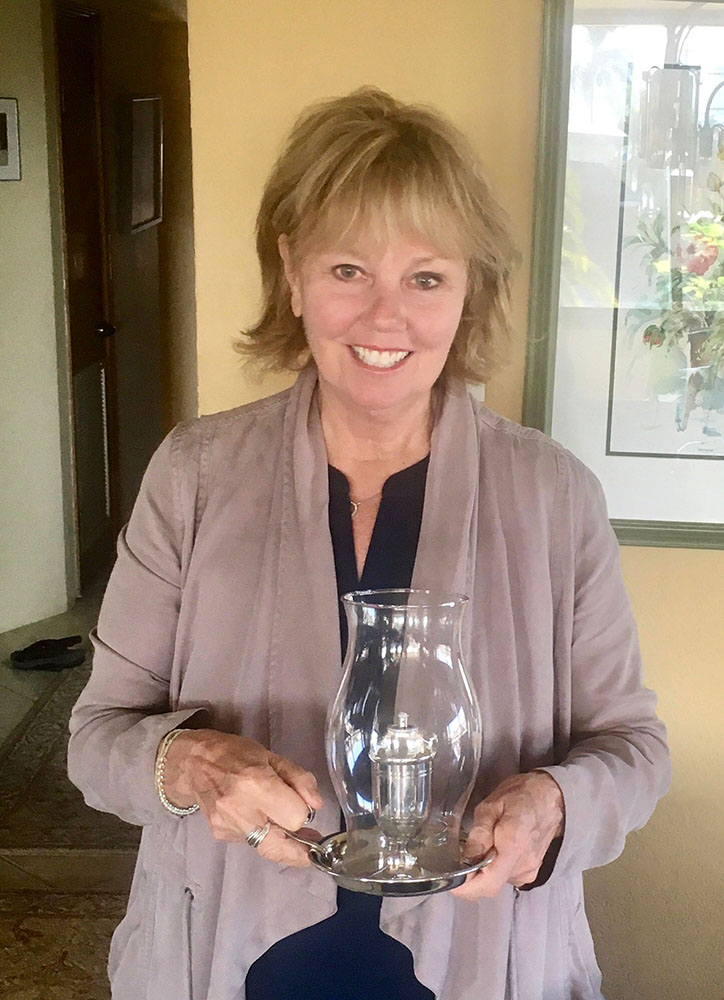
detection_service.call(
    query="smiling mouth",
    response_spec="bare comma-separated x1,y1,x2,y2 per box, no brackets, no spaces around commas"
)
349,345,411,369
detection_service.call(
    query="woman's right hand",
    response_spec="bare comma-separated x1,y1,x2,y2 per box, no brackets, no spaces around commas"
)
160,729,324,867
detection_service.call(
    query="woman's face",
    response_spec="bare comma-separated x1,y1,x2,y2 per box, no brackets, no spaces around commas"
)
280,230,468,419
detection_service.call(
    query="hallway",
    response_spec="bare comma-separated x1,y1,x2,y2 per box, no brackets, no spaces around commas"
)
1,0,195,993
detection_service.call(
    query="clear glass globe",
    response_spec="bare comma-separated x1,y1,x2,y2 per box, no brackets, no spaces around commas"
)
326,590,482,883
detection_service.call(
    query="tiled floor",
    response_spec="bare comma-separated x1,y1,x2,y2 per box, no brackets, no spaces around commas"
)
0,570,137,999
0,571,110,748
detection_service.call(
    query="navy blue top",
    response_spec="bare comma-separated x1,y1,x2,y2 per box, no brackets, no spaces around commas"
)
245,456,435,1000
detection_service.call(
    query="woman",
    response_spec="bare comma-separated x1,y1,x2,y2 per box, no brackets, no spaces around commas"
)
68,88,670,999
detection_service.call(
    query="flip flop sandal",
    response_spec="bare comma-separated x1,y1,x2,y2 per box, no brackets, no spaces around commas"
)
11,635,82,658
10,636,85,671
12,649,86,671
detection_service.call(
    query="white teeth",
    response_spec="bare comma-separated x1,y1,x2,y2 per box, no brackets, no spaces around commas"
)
351,346,410,368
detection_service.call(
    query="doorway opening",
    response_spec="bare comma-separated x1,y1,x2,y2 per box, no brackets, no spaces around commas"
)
55,5,117,587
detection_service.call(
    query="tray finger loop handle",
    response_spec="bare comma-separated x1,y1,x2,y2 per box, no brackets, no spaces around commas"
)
473,846,498,872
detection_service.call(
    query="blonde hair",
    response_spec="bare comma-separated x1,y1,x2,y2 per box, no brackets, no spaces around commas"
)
238,87,518,385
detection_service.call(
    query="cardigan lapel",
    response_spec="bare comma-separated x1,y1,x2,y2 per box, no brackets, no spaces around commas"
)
267,367,343,838
381,380,481,929
412,379,480,603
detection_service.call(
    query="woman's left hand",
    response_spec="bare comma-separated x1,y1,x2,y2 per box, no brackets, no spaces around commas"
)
451,771,565,901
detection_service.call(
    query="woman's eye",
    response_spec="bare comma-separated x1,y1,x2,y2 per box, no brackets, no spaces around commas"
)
333,264,361,280
413,272,442,289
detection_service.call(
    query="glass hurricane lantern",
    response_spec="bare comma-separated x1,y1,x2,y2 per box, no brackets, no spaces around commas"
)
287,589,494,896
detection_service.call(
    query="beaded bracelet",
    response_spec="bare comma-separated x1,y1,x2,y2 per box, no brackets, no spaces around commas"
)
155,728,200,816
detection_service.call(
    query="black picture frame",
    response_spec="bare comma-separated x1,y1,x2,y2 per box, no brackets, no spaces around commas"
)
0,98,21,182
117,95,163,232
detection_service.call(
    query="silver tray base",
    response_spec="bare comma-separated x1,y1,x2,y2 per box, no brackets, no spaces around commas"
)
307,830,492,897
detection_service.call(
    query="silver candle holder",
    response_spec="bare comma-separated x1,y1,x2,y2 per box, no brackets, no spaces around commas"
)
370,712,437,872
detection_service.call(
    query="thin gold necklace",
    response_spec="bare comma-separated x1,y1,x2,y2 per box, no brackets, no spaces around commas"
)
350,490,382,518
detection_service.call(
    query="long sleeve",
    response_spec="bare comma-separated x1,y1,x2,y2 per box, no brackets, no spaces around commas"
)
539,460,671,881
67,426,210,826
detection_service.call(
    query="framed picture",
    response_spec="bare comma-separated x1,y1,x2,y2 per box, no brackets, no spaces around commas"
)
524,0,724,548
118,96,163,232
0,98,21,181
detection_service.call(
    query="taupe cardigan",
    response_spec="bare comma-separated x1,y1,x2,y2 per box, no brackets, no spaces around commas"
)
68,367,670,1000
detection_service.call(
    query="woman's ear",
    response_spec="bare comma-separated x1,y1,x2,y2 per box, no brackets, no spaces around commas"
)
278,235,302,318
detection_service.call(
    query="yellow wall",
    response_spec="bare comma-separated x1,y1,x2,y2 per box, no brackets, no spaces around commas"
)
187,0,541,420
585,546,724,996
187,1,723,995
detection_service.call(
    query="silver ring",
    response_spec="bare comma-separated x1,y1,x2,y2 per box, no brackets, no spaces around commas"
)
245,821,272,849
305,806,316,826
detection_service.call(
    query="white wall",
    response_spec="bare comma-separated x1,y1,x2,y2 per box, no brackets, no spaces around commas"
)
0,0,69,631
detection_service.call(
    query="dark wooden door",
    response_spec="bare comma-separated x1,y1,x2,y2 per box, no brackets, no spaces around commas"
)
56,8,117,585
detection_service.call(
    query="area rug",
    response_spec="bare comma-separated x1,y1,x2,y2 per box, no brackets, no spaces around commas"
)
0,891,126,1000
0,656,139,997
0,661,140,852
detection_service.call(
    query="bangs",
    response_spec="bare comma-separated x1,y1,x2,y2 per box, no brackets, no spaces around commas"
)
294,151,471,262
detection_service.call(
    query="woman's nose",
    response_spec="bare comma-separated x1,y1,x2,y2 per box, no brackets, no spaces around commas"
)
365,287,406,329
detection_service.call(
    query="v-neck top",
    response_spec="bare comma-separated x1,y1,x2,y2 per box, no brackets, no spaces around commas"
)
245,455,434,1000
328,454,430,657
